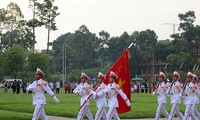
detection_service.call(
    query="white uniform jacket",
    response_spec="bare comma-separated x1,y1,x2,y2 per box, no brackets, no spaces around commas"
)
73,82,92,106
167,81,181,104
26,79,54,105
95,83,107,108
154,82,167,104
105,82,129,108
183,82,195,105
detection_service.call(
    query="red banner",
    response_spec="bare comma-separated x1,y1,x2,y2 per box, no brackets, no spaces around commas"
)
105,48,131,114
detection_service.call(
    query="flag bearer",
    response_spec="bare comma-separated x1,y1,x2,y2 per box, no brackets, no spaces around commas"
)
101,71,131,120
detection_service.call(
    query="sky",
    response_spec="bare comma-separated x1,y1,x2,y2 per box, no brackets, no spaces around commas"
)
1,0,200,50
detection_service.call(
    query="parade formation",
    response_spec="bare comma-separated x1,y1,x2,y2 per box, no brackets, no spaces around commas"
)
24,67,200,120
153,71,200,120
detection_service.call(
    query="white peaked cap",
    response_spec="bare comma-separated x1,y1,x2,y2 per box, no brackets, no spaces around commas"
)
159,72,166,79
109,71,118,79
173,71,180,79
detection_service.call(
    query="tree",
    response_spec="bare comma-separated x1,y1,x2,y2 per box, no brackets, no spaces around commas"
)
28,0,43,52
35,0,59,53
5,44,26,79
167,52,195,70
0,51,5,79
5,2,24,47
28,52,50,78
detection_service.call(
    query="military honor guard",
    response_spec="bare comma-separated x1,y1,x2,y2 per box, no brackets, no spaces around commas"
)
192,74,200,119
92,72,107,120
102,71,131,120
73,73,93,120
26,68,59,120
181,72,197,120
152,72,169,120
167,71,183,120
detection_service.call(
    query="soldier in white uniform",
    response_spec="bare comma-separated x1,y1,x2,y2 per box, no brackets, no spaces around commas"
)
167,71,183,120
152,72,169,119
26,68,59,120
91,72,107,120
102,71,131,120
180,72,197,120
73,73,93,120
191,74,200,119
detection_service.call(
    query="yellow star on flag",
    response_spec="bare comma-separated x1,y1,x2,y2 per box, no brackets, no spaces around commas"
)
118,78,125,90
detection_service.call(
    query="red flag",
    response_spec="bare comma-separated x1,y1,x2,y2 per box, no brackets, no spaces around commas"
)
105,48,131,114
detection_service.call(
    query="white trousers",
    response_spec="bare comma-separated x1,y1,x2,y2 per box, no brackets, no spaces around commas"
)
155,103,169,120
32,104,48,120
95,107,106,120
191,104,200,120
106,107,120,120
183,104,196,120
168,103,183,120
77,105,93,120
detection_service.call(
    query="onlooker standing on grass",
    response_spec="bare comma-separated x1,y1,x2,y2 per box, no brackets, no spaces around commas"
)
144,80,148,93
49,81,54,92
27,81,32,94
56,80,60,94
4,81,8,94
12,80,17,94
16,80,21,94
67,82,71,94
133,82,137,93
64,82,67,94
22,83,27,93
26,68,59,120
71,82,75,94
152,72,169,119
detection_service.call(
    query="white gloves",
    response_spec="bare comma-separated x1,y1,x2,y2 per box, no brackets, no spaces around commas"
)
126,100,131,107
52,96,59,103
152,91,159,96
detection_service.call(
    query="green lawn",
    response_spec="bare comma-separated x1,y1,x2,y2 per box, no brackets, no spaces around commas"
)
0,88,199,120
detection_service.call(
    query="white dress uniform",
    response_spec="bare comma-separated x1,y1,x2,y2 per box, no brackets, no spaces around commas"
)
152,81,169,120
27,79,59,120
167,81,183,120
92,83,107,120
192,74,200,119
105,82,131,120
182,81,197,120
73,82,93,120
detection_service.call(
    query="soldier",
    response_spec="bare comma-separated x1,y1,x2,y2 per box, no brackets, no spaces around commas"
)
26,68,59,120
191,74,200,119
180,72,197,120
152,72,169,119
167,71,183,120
91,72,107,120
103,71,131,120
73,73,93,120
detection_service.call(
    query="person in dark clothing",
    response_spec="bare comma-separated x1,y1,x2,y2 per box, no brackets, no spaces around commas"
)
22,83,27,93
12,80,17,94
16,80,21,94
144,80,148,93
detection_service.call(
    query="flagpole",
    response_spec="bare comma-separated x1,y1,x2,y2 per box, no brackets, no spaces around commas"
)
128,43,134,49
